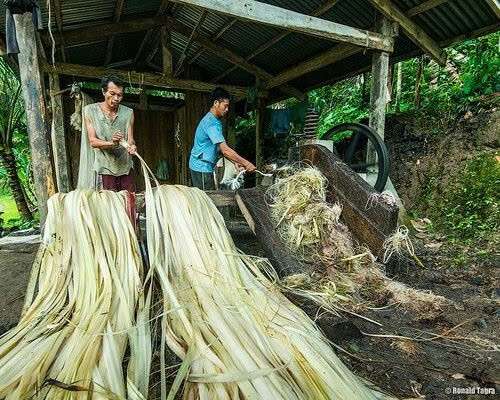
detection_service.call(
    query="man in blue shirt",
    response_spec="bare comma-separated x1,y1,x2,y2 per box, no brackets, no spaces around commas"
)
189,87,256,190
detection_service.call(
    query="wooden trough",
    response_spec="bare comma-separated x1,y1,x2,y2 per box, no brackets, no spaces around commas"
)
235,144,399,276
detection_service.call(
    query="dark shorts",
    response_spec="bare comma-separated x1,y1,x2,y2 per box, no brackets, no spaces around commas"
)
101,173,135,192
101,173,137,230
190,169,215,190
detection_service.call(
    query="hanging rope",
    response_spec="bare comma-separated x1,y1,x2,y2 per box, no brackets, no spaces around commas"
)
46,0,56,66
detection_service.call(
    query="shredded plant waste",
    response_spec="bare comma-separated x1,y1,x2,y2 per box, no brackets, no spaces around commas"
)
383,225,426,268
365,191,397,209
267,166,446,316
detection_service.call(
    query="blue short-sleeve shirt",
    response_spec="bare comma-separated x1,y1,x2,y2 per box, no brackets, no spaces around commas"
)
189,112,225,173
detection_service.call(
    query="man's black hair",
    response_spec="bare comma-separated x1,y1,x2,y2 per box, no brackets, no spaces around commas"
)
210,87,230,104
101,75,125,91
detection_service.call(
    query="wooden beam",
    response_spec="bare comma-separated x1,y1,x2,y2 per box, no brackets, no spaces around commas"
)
406,0,449,17
168,18,304,99
368,0,446,65
104,0,126,65
14,12,56,226
205,190,236,207
160,26,173,75
214,0,341,82
50,0,66,62
107,58,134,68
265,43,360,90
235,193,255,233
41,61,249,96
485,0,500,19
267,21,500,105
48,73,71,192
439,21,500,47
43,14,172,46
369,17,391,142
122,101,178,112
170,0,393,51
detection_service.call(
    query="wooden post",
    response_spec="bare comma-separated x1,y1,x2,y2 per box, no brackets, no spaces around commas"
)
414,56,425,108
368,16,406,219
226,109,236,148
160,26,173,76
48,73,71,192
395,62,402,112
14,12,56,226
139,89,148,110
255,95,266,185
368,17,391,165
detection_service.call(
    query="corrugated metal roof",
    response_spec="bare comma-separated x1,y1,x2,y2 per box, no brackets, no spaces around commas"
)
0,0,498,96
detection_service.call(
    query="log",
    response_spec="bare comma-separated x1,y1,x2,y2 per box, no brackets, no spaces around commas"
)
14,12,56,226
235,189,307,277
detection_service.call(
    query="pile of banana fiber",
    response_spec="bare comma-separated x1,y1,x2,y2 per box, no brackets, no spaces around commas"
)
0,163,392,400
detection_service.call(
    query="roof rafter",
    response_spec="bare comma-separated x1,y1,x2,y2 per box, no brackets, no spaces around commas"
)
134,0,171,65
169,0,393,51
42,15,171,45
187,17,238,66
174,11,208,76
166,17,304,99
368,0,446,65
214,0,341,82
265,43,360,90
406,0,450,17
485,0,500,19
104,0,125,66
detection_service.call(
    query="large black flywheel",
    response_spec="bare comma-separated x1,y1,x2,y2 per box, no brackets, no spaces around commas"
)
319,123,389,192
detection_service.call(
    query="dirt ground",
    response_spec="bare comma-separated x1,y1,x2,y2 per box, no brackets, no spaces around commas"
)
1,222,498,400
0,236,38,336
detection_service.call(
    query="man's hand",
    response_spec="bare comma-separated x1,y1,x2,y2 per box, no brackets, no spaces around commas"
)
243,161,256,172
112,132,124,144
127,144,137,155
233,162,245,172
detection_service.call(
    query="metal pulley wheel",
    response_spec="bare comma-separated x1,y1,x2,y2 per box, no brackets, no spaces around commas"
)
319,123,390,192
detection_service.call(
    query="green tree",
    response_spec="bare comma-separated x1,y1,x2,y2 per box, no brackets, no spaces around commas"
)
0,59,33,220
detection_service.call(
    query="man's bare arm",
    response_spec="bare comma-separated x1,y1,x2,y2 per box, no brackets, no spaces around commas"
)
219,142,256,172
126,112,137,154
85,115,119,149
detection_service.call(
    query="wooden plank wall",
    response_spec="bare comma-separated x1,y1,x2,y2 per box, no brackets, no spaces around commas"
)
174,91,210,185
63,91,210,190
132,109,176,191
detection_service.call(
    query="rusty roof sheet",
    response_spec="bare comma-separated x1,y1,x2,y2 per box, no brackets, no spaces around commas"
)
1,0,498,96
